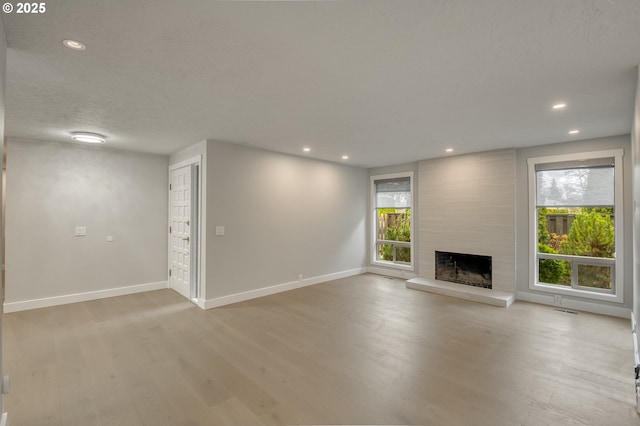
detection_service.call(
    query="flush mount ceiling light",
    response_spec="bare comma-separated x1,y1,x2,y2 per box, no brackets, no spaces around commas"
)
552,103,567,110
71,132,105,144
303,147,311,152
568,129,580,135
341,155,349,160
445,148,454,153
62,39,86,50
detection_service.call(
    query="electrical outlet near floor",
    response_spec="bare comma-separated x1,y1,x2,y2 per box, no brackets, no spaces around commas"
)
554,295,562,305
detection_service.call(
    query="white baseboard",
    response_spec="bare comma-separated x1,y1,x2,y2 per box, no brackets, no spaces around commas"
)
3,281,169,313
516,291,630,318
366,266,418,280
203,268,366,309
193,298,207,309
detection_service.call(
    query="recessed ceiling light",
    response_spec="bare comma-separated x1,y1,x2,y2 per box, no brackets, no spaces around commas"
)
62,39,86,51
71,132,105,144
341,155,349,160
552,103,567,109
303,147,311,152
568,129,580,134
445,148,454,153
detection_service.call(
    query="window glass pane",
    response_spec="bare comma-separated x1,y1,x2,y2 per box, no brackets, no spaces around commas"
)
396,247,411,263
377,243,394,261
537,207,614,258
377,208,410,242
577,264,612,290
538,258,571,286
536,166,614,207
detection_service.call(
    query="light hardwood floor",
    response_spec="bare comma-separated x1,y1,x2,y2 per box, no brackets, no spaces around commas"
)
3,273,639,425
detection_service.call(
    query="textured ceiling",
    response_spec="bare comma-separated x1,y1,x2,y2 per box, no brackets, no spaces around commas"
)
3,0,640,167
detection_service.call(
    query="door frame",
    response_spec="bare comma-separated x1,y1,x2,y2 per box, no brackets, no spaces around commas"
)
168,155,203,304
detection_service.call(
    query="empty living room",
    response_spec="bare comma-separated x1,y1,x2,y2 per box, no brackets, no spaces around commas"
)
1,1,640,425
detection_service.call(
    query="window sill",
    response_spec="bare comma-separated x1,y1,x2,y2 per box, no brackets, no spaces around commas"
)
371,260,414,272
531,282,622,303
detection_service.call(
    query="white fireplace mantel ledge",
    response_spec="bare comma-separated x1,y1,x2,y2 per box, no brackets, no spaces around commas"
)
406,278,515,308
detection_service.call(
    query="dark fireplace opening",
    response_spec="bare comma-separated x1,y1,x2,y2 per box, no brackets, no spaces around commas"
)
435,251,492,289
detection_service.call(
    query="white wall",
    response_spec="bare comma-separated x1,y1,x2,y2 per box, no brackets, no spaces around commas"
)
5,138,169,309
417,149,517,293
204,140,367,302
515,135,633,315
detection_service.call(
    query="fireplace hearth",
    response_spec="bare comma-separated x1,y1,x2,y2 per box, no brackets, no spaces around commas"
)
435,251,492,289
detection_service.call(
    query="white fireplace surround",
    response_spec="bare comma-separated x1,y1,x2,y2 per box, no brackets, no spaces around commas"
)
403,149,516,307
406,277,515,307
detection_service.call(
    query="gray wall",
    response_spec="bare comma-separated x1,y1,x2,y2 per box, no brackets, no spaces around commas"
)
417,149,517,293
5,138,169,303
633,66,640,333
515,135,633,311
205,140,367,299
0,11,6,416
170,140,206,165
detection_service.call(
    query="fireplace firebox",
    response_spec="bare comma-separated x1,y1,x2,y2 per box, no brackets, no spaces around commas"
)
435,251,492,289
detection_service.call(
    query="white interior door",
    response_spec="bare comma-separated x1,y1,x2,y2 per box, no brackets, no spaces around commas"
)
169,165,192,299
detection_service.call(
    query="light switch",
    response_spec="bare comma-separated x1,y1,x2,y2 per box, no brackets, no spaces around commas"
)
75,226,87,237
215,226,225,236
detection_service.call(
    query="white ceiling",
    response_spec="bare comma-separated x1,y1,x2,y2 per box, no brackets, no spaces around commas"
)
3,0,640,168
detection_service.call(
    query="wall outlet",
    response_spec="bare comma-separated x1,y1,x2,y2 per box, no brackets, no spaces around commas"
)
554,295,562,305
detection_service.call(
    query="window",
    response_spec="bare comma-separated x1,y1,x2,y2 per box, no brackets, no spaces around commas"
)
528,150,624,302
371,173,413,269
